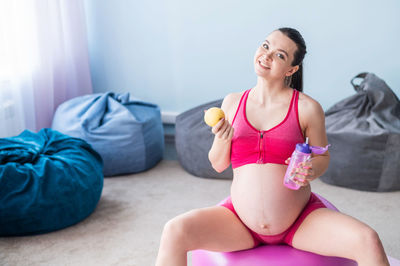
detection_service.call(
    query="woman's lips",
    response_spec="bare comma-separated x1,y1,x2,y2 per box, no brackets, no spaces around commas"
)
258,60,271,70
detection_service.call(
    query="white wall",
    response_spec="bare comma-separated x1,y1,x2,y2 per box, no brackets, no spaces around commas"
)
84,0,400,114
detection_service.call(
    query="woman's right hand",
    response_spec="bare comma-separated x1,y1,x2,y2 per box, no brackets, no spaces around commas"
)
211,118,234,142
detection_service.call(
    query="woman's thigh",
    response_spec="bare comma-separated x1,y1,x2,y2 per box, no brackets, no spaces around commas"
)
291,207,384,261
168,206,255,252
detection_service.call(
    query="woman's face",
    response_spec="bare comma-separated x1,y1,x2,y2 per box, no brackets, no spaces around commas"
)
254,30,299,81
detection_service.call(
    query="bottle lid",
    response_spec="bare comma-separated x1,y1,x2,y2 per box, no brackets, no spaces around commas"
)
296,143,312,154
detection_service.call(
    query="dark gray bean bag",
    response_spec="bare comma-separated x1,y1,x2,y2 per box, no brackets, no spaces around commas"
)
321,72,400,191
175,99,233,179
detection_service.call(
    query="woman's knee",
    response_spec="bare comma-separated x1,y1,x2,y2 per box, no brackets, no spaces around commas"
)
363,227,383,249
354,226,384,257
161,210,201,248
350,225,389,265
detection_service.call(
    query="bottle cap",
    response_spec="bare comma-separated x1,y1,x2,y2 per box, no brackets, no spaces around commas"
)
296,143,312,154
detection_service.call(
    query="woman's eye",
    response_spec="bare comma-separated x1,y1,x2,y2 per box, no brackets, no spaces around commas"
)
262,43,268,49
277,53,284,59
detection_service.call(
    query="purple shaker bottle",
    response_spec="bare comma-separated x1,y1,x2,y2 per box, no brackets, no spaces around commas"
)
283,138,312,190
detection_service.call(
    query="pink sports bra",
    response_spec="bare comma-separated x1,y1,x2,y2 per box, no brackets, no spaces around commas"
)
230,89,305,169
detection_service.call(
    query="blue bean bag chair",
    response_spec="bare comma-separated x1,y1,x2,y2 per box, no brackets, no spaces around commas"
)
0,128,103,236
52,92,164,176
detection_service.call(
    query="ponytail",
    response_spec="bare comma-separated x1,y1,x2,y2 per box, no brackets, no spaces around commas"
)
278,27,306,93
290,63,303,92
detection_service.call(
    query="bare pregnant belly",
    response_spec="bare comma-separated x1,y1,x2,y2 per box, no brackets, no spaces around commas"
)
230,163,311,235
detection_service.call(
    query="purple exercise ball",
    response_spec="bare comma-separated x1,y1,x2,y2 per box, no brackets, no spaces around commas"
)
191,193,357,266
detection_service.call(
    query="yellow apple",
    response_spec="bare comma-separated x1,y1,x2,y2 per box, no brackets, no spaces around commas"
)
204,107,225,127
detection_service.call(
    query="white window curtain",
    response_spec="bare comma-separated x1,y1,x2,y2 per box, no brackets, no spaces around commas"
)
0,0,93,138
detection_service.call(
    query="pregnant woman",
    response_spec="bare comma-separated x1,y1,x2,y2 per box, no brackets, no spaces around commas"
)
155,27,389,266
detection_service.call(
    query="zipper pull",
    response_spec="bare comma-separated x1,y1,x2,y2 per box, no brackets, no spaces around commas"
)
257,131,264,164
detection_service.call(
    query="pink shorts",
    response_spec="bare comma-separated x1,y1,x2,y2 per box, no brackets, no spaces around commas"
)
218,192,327,247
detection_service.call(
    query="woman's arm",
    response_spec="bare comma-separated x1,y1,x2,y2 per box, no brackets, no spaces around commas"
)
208,94,236,173
294,94,330,185
305,99,330,180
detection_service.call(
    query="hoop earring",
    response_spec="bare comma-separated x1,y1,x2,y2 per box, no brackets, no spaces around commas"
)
285,75,292,86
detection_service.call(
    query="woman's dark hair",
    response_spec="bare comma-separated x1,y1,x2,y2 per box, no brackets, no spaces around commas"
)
277,27,307,92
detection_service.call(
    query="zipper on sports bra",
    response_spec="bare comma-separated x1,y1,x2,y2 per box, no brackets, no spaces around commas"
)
257,131,264,164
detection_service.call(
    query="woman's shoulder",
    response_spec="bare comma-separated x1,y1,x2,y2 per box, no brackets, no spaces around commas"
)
221,89,248,122
297,90,325,120
222,90,245,105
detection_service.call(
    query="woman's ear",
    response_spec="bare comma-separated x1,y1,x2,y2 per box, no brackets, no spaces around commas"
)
286,65,299,76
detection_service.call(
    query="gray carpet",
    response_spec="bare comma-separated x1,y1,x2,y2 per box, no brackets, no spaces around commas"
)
0,158,399,266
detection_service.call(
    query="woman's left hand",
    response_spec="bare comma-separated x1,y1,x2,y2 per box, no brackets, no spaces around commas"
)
291,159,315,187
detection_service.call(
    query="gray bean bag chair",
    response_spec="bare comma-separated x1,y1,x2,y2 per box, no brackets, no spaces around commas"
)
175,99,233,179
52,92,164,177
321,72,400,191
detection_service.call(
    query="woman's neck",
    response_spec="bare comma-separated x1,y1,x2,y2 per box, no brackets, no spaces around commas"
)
252,76,291,105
